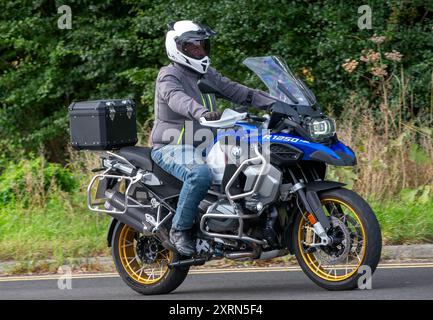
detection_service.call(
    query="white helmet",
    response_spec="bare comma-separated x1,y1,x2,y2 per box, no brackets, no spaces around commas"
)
165,20,217,74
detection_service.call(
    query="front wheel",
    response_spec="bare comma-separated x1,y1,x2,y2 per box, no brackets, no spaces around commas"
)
111,222,189,295
293,188,382,290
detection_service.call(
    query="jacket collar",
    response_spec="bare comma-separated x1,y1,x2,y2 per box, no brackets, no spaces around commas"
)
172,62,202,78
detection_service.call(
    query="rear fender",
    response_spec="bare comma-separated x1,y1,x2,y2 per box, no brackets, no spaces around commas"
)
107,218,119,247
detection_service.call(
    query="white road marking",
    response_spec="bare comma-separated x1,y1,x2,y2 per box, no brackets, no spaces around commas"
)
1,262,433,282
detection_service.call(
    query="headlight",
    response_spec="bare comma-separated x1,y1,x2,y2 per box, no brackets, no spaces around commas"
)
308,118,336,141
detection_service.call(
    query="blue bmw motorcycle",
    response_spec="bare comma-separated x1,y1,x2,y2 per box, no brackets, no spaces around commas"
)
83,56,382,294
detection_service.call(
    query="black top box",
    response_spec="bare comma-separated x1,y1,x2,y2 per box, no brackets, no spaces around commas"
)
69,99,138,151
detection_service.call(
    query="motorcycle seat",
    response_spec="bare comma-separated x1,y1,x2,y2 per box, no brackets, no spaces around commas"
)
117,146,153,171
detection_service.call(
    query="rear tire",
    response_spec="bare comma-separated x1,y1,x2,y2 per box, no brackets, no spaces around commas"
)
111,222,189,295
292,188,382,290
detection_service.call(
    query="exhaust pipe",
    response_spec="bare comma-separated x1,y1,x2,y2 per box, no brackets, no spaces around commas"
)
104,189,154,236
224,249,289,261
224,251,256,260
104,190,177,252
258,249,289,260
169,257,207,268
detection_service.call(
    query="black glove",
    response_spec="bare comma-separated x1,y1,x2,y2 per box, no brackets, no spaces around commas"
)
234,105,248,113
203,111,222,121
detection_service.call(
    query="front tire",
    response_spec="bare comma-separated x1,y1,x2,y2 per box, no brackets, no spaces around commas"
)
111,222,189,295
292,188,382,290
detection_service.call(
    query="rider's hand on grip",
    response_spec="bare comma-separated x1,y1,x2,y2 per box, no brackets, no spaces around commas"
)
234,105,248,113
203,111,222,121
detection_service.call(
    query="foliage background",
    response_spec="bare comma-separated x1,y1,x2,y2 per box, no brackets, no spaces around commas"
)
0,0,432,271
1,0,432,162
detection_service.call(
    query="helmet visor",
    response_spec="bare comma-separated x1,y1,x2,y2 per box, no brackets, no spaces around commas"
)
177,38,210,60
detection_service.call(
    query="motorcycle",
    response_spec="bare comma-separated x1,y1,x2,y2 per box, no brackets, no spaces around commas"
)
76,56,381,294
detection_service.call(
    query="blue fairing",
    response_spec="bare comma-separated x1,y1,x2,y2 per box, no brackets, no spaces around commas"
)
215,122,356,166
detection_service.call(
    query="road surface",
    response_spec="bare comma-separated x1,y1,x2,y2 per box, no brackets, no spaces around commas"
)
1,263,432,300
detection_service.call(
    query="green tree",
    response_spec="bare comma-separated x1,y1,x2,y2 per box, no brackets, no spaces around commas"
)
1,0,432,164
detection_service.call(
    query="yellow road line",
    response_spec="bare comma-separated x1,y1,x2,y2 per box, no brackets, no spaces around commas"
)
1,262,433,282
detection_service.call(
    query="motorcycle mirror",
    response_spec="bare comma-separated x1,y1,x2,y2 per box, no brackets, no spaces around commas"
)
277,80,299,105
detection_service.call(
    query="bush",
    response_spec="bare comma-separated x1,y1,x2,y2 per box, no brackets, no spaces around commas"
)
0,157,78,207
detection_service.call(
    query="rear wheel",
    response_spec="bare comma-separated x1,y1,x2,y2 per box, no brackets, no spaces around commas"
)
112,222,189,295
293,188,382,290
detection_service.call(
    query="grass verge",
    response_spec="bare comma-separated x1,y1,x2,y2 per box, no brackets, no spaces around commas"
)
0,192,110,264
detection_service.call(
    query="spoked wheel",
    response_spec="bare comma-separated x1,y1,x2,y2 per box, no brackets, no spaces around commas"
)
111,222,189,295
293,188,382,290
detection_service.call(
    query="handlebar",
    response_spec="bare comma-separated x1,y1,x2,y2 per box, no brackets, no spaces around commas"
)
247,114,268,122
232,106,268,122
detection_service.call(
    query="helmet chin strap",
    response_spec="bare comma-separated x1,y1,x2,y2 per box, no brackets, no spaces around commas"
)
174,61,208,75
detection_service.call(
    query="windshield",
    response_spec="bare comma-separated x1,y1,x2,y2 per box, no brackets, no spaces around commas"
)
243,56,316,106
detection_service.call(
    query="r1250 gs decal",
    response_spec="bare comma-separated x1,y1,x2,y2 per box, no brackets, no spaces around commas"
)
262,134,310,144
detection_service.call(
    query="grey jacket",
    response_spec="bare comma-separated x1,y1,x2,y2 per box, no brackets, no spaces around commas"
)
150,62,276,148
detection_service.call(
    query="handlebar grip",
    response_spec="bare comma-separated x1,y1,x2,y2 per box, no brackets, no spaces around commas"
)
234,106,248,113
248,114,267,122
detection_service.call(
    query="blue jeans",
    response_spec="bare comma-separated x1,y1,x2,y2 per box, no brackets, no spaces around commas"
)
151,144,213,231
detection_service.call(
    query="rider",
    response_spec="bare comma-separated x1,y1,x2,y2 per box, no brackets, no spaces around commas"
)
150,20,276,256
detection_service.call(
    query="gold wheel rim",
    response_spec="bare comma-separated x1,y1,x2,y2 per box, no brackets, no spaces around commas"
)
297,198,367,282
118,224,173,285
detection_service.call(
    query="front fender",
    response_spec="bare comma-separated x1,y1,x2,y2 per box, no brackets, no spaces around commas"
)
305,180,346,193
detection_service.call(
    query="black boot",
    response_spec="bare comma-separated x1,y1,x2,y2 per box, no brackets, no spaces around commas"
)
169,229,196,257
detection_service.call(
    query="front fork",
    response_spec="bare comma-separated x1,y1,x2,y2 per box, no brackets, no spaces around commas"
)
292,183,332,246
288,179,346,246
